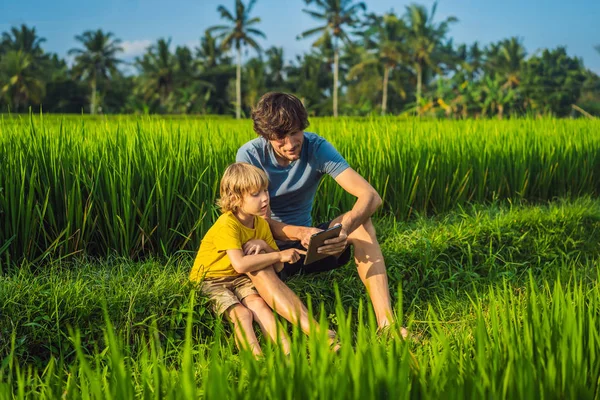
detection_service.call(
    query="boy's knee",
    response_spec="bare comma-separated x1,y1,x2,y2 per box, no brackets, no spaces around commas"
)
227,304,253,324
243,294,265,306
243,294,270,311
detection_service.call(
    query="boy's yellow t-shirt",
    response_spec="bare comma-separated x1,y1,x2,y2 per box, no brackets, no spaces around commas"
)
189,211,279,281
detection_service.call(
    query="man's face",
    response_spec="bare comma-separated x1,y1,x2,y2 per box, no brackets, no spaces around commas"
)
269,130,304,163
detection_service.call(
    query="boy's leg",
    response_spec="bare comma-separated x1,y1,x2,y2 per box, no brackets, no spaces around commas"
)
225,303,262,357
246,266,336,341
242,294,291,355
201,277,263,356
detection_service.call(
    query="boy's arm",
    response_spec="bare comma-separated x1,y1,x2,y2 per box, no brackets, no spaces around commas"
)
226,248,305,274
243,239,285,273
250,244,284,273
227,249,280,274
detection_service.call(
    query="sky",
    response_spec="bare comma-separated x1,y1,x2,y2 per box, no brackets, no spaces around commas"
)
1,0,599,74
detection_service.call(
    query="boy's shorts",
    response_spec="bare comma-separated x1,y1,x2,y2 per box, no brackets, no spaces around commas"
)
276,220,353,281
200,275,258,316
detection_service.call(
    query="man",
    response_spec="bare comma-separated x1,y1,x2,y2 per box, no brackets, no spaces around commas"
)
236,92,405,335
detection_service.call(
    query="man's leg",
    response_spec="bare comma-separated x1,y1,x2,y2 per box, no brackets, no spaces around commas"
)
242,294,291,355
330,217,399,331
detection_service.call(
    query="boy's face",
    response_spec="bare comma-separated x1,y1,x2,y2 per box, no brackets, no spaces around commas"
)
269,130,304,163
241,188,270,217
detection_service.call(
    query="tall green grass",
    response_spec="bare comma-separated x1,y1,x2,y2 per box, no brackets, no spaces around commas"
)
2,198,598,366
1,269,599,399
1,115,599,261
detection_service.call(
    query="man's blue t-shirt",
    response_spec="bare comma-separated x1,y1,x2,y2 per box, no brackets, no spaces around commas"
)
236,132,349,227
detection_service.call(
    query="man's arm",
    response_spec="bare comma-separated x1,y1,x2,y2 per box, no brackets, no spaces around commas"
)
333,168,382,235
266,217,312,242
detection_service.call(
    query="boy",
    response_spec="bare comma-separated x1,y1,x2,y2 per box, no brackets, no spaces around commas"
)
190,163,335,357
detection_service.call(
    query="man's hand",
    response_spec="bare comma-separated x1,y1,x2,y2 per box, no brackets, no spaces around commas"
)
298,226,324,249
278,248,306,264
243,239,269,255
298,224,348,257
318,225,348,256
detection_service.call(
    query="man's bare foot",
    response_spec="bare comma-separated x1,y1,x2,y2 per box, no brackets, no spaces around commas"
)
377,323,410,341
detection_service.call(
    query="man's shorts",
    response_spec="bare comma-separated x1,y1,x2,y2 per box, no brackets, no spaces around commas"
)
200,274,258,316
276,220,353,281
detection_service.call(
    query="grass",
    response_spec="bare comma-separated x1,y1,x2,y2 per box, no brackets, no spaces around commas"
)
1,198,598,366
1,115,599,397
1,115,599,261
1,265,599,398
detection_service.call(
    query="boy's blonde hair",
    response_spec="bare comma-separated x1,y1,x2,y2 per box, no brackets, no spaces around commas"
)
217,163,269,212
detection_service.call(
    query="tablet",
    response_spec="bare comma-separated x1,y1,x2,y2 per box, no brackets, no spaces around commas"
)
303,225,343,265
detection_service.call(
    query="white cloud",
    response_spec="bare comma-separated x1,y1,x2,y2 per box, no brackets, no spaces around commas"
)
120,39,152,58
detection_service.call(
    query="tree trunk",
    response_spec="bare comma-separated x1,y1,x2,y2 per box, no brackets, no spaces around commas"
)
333,48,339,118
91,78,97,115
236,47,242,119
13,94,20,114
498,104,504,120
416,63,422,116
381,67,390,115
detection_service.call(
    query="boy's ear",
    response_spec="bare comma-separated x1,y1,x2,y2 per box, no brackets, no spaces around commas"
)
231,193,242,210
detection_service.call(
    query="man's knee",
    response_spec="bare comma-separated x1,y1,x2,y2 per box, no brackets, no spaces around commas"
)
348,218,377,244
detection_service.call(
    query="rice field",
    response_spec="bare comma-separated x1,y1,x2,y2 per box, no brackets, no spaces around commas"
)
0,115,598,262
1,115,599,398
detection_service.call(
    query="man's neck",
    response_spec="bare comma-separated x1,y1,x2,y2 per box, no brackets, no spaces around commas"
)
273,150,291,167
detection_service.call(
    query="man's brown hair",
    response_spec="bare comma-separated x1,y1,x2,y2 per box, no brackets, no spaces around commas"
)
251,92,309,140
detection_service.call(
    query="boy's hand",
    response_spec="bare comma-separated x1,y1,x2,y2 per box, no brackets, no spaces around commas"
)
278,248,306,264
243,239,269,255
274,262,285,273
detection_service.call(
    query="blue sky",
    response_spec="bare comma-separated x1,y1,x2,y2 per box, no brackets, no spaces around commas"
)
2,0,599,73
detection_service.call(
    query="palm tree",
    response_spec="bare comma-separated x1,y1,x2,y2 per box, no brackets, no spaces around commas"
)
196,30,229,69
298,0,366,117
68,30,123,114
209,0,266,119
0,51,45,112
265,47,286,91
477,76,515,119
404,2,457,115
485,37,527,89
1,25,46,57
349,13,408,114
135,38,177,111
287,52,330,114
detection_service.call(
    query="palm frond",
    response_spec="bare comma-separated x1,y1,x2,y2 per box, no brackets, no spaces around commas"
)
298,25,327,40
303,9,327,20
216,5,235,21
246,28,266,39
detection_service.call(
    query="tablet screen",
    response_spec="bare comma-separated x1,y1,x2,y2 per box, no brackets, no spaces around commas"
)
303,225,343,265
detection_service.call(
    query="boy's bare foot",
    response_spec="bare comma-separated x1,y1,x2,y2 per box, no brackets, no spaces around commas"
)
327,330,341,353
